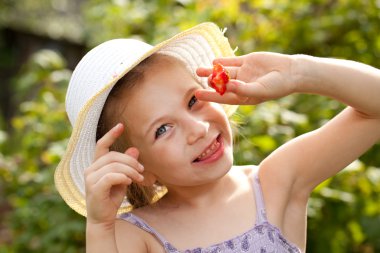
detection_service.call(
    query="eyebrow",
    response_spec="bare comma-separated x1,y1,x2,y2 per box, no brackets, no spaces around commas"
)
144,86,199,138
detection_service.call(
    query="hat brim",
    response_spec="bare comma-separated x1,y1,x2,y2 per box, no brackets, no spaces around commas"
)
55,22,238,217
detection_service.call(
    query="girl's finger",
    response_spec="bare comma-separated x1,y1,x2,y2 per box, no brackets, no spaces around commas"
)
196,67,212,77
95,123,125,160
195,88,244,105
231,71,287,100
227,80,262,96
125,147,139,159
93,172,131,195
195,80,265,105
213,56,244,67
196,66,238,80
124,147,144,171
87,162,144,185
227,80,267,103
87,151,144,174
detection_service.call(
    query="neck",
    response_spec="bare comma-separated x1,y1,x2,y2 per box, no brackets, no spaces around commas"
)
158,171,237,210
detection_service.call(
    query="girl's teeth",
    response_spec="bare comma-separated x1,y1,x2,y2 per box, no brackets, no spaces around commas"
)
197,139,220,160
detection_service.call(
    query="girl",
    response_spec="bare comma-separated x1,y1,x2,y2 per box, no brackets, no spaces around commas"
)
55,23,380,253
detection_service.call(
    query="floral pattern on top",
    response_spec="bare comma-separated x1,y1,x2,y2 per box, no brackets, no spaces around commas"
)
118,169,302,253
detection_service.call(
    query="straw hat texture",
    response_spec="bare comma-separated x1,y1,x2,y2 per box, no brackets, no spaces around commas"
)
55,22,237,216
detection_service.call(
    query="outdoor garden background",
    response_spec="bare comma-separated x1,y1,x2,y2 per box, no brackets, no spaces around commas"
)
0,0,379,252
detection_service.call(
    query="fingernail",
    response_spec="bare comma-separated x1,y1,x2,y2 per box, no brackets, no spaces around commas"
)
195,90,203,99
114,123,123,130
139,164,144,172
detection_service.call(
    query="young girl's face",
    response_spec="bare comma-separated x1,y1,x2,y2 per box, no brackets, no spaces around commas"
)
122,57,233,189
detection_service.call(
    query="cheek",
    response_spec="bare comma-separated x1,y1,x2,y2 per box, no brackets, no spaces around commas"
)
209,102,228,117
139,144,180,171
209,103,231,126
209,103,233,145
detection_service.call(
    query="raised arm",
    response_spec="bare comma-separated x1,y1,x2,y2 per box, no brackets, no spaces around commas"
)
297,55,380,118
85,123,146,253
196,53,380,250
264,55,380,192
196,52,380,193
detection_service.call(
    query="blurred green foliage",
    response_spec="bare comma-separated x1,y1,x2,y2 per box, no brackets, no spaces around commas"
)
0,0,379,252
0,50,85,253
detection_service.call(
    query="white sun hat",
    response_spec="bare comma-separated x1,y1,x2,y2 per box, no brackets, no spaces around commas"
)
55,22,238,216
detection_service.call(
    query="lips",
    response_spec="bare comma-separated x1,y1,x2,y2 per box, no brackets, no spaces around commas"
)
193,134,222,163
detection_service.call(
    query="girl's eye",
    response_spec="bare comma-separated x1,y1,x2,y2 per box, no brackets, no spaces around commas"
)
188,95,198,108
155,124,171,139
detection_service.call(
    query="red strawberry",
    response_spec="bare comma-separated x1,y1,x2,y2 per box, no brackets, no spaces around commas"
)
209,63,230,95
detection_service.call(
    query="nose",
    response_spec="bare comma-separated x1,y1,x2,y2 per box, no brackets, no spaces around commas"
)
185,117,210,145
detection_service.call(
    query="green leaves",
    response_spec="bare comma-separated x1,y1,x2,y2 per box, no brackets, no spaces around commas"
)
0,49,85,252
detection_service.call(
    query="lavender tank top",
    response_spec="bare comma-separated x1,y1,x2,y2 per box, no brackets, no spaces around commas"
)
118,169,301,253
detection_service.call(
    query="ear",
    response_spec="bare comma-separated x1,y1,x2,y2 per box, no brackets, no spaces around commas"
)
139,170,157,186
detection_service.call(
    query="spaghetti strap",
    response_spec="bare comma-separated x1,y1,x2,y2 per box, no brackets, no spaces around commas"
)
118,212,178,252
252,168,268,224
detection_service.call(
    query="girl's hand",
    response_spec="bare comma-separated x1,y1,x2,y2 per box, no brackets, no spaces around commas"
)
84,123,145,225
196,52,301,105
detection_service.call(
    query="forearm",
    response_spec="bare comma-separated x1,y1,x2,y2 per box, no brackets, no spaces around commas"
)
294,55,380,118
86,221,119,253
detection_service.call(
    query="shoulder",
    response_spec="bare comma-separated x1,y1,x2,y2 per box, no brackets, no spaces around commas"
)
115,218,148,252
115,215,165,253
232,164,301,208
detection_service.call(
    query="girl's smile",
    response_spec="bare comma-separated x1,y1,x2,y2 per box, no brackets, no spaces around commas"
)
120,55,233,187
192,134,224,165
